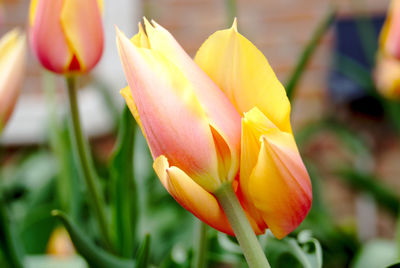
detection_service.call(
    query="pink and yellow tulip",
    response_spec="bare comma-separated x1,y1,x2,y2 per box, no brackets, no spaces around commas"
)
0,29,26,134
29,0,104,74
375,0,400,99
117,19,312,239
380,0,400,60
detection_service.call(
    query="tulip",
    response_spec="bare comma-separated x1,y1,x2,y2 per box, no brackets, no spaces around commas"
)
380,0,400,60
47,227,75,257
374,53,400,99
29,0,104,74
0,29,26,134
117,19,312,240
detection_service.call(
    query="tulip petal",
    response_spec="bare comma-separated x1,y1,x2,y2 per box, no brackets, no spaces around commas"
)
242,109,312,238
60,0,103,72
29,0,72,73
195,21,291,132
374,54,400,99
0,29,26,131
117,29,221,192
120,86,144,132
153,155,234,235
380,0,400,59
139,19,242,183
131,23,150,49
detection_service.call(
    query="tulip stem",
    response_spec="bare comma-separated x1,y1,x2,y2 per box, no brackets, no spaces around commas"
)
193,220,208,268
65,76,112,251
214,183,270,268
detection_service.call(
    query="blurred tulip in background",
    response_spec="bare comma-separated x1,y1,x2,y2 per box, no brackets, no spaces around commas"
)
29,0,104,74
0,29,26,134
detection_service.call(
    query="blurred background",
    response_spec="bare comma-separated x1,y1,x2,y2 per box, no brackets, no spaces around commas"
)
2,0,400,267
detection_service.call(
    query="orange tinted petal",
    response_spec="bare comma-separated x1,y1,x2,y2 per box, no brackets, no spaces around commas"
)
60,0,103,72
117,29,221,192
248,133,312,239
29,0,72,73
153,156,234,235
143,19,241,183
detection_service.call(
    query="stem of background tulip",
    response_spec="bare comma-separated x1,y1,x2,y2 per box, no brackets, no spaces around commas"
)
214,183,270,268
65,76,112,250
193,220,208,268
225,0,237,26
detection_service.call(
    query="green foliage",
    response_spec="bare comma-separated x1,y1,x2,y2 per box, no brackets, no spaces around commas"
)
351,240,398,268
109,105,138,258
52,210,135,268
260,231,322,268
135,234,151,268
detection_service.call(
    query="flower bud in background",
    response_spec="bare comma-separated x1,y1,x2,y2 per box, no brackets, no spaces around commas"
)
46,227,75,257
374,54,400,99
376,0,400,99
0,29,26,134
29,0,104,74
380,0,400,59
117,19,312,239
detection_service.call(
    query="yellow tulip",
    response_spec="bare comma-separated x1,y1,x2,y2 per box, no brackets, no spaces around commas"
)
46,227,75,257
0,29,26,134
29,0,103,74
375,54,400,99
117,19,312,239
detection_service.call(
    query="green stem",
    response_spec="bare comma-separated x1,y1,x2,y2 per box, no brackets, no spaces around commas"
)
285,7,336,100
225,0,237,27
193,220,208,268
66,76,112,250
214,183,270,268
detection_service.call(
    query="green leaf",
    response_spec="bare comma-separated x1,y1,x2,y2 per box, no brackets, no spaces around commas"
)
285,7,336,100
336,168,400,215
0,198,24,268
262,230,323,268
135,234,151,268
351,240,398,268
52,210,134,268
110,105,138,257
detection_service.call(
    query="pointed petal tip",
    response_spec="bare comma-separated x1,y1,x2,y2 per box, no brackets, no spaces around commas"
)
231,18,238,32
143,17,153,29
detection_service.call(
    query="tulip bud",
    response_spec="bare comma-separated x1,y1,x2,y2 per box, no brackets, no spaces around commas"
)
46,227,75,257
0,29,26,134
374,54,400,99
380,0,400,59
29,0,104,74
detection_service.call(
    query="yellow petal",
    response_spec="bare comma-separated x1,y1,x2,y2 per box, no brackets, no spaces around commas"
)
374,54,400,99
120,86,144,132
131,23,150,49
29,0,39,26
240,107,312,238
195,22,291,132
60,0,103,72
153,156,234,235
